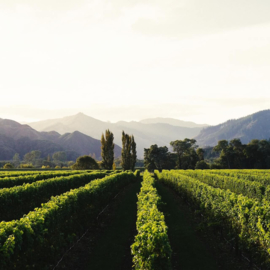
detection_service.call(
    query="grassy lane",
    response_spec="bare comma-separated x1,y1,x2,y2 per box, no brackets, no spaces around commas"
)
55,179,141,270
86,179,141,270
155,182,251,270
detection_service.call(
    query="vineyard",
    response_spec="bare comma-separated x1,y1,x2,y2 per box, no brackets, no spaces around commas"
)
0,169,270,269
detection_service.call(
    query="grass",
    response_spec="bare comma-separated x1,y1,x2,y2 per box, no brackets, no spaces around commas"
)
155,181,220,270
86,180,141,270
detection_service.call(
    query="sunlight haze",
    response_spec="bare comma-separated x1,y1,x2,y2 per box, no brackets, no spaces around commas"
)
1,0,270,124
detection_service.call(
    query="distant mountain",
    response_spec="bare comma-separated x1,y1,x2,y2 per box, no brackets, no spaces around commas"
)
140,117,208,128
55,131,121,160
0,119,121,160
195,110,270,146
30,113,106,140
0,118,43,140
28,113,205,158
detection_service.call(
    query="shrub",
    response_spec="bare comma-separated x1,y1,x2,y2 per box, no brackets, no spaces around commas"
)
3,163,13,169
195,160,210,169
20,164,34,168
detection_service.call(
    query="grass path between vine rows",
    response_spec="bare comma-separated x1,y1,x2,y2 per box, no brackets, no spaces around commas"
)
155,181,252,270
54,179,141,270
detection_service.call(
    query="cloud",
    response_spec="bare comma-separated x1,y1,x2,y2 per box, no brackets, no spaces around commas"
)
131,0,270,38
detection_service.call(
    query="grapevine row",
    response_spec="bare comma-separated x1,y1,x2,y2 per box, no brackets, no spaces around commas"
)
155,170,270,268
208,169,270,184
0,171,110,221
131,170,172,270
0,171,139,270
174,170,268,200
0,170,85,189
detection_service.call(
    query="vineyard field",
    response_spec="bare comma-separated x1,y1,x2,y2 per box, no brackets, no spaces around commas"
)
155,169,270,269
1,169,269,269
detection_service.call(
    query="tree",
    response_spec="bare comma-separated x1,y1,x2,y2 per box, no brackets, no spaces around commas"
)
121,132,137,171
23,150,41,165
213,139,243,169
130,135,137,171
13,153,20,167
121,131,131,170
52,151,67,162
101,129,114,169
3,163,13,169
144,145,175,172
229,139,245,168
67,161,75,167
196,148,204,161
213,140,232,168
243,139,270,169
72,156,99,170
195,160,210,169
170,139,198,169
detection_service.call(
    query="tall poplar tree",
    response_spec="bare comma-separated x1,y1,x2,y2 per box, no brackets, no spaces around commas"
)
130,135,137,171
101,129,114,169
121,131,136,171
121,131,130,170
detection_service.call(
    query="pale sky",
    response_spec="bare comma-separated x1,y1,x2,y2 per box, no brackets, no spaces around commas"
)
1,0,270,125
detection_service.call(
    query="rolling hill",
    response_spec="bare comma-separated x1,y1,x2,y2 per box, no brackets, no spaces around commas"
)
0,119,121,160
28,113,205,158
140,117,208,128
195,110,270,146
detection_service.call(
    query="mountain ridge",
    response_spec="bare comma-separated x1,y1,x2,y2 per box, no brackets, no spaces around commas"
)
139,117,208,128
27,113,205,157
0,119,121,160
195,109,270,146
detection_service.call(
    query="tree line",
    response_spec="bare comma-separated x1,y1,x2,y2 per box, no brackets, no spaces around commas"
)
144,137,270,171
211,138,270,169
1,130,137,171
144,139,207,171
73,130,137,170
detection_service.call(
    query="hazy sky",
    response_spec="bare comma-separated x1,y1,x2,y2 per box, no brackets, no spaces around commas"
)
1,0,270,124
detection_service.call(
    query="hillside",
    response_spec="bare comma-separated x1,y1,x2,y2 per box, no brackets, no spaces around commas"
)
0,119,121,160
195,109,270,146
0,118,43,140
28,113,204,158
140,117,208,128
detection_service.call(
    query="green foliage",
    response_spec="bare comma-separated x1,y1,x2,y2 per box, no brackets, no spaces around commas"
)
131,171,172,270
170,138,198,169
52,151,67,162
0,171,83,189
196,148,204,161
211,138,270,169
3,163,13,169
174,170,269,201
155,170,270,267
101,129,115,169
195,160,210,169
19,163,34,168
23,150,41,164
130,135,137,171
72,155,99,170
121,131,131,170
0,171,137,269
144,145,175,172
12,153,20,167
121,131,137,171
0,171,108,222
